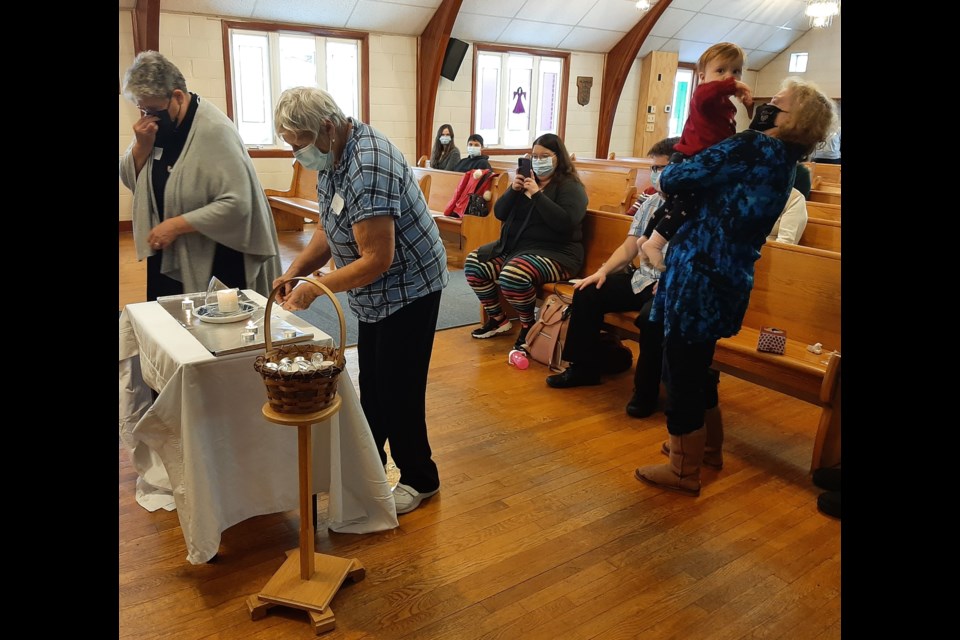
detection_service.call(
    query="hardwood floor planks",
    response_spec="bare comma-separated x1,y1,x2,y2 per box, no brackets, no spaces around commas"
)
119,227,840,639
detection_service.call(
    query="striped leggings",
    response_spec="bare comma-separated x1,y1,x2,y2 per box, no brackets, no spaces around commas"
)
464,251,573,325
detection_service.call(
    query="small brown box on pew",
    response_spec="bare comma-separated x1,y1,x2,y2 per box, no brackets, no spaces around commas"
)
757,327,786,355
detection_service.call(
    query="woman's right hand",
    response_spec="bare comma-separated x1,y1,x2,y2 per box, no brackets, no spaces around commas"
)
132,113,159,150
575,270,605,291
511,172,526,191
272,275,296,303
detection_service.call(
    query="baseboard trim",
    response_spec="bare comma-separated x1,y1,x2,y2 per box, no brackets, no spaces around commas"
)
119,221,133,232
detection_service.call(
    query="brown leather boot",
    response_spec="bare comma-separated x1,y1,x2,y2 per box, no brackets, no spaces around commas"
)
660,406,724,469
635,426,707,496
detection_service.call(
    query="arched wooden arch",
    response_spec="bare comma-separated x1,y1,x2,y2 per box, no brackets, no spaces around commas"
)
416,0,463,160
595,0,674,159
132,0,160,54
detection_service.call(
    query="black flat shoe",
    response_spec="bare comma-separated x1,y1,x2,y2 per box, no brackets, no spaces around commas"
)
817,490,840,519
546,366,601,389
626,391,658,418
514,325,531,351
812,467,841,492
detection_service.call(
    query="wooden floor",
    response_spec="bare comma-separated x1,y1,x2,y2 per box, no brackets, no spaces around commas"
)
119,224,840,639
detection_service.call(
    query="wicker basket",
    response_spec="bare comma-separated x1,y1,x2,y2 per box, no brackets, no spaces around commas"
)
254,277,347,414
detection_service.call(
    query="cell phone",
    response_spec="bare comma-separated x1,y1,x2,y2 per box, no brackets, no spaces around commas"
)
518,157,532,178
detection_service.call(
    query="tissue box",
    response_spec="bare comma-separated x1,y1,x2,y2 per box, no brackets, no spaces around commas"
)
757,327,786,354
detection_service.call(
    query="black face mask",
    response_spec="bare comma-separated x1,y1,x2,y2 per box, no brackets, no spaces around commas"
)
148,108,177,146
750,103,782,132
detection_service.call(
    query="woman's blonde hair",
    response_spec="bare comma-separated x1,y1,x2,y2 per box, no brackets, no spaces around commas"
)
775,77,837,157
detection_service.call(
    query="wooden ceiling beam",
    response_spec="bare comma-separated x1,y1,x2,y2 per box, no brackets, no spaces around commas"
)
132,0,161,54
595,0,673,159
416,0,463,160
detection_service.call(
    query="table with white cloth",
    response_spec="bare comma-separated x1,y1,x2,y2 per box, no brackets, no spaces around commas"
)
119,290,398,565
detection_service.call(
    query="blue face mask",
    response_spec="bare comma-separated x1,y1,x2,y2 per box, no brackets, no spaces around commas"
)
439,135,451,145
532,157,555,177
650,168,662,191
295,144,333,171
466,145,481,157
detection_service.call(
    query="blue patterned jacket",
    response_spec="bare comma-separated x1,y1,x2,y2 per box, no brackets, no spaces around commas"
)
652,130,798,342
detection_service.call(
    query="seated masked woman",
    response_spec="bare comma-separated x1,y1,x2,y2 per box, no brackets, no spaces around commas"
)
465,133,587,351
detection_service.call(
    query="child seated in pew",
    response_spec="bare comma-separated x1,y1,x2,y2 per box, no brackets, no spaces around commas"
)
637,43,754,271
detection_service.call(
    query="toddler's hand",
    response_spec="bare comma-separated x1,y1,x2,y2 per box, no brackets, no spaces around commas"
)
636,235,648,254
734,80,753,108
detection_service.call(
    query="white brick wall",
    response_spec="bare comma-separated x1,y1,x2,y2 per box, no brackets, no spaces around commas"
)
610,59,641,158
564,52,604,158
368,34,418,161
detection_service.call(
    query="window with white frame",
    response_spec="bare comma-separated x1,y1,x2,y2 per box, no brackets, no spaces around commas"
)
227,25,364,147
669,67,695,139
474,48,565,148
789,52,808,73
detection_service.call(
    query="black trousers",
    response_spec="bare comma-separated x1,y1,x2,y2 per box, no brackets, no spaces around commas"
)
634,297,664,403
357,290,442,493
562,273,654,373
662,335,720,435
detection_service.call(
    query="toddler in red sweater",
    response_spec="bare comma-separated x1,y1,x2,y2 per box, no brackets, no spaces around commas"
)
638,42,754,270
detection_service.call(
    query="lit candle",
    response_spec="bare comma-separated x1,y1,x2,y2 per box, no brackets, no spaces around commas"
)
216,289,239,313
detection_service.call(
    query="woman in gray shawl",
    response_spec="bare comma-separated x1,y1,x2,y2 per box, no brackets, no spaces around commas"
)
120,51,281,300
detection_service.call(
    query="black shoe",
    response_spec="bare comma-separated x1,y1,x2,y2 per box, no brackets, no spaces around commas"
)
817,491,840,519
812,467,841,492
546,365,601,389
472,316,513,339
626,390,658,418
514,324,531,351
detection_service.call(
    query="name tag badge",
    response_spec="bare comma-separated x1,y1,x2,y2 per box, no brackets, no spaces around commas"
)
153,148,163,160
331,193,345,216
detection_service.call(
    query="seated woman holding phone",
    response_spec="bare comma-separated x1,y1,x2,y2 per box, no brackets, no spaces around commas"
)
465,134,588,351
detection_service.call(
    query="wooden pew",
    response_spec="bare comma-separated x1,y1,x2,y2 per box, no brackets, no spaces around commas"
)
490,156,653,202
264,161,319,231
803,161,841,185
578,167,638,214
809,188,841,205
798,217,841,252
540,210,841,472
494,165,638,215
573,156,655,195
411,166,509,267
805,201,840,222
266,163,431,232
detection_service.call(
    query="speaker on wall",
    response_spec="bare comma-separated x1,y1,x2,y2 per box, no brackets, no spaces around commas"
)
440,38,469,82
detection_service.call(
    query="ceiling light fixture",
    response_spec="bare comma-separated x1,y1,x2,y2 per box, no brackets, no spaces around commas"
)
804,0,840,29
635,0,654,12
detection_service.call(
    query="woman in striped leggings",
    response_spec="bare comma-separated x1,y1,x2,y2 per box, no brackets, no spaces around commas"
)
465,133,587,351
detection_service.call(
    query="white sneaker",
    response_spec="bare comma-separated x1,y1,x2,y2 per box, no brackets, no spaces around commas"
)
392,483,439,514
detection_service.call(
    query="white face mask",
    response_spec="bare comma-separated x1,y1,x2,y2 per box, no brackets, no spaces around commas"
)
466,145,481,157
532,157,555,177
650,168,662,191
439,135,451,145
294,143,333,171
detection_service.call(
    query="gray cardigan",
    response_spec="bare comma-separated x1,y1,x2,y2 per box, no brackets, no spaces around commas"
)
120,99,281,296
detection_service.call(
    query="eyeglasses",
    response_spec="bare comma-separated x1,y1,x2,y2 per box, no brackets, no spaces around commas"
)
137,98,172,116
531,153,555,161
